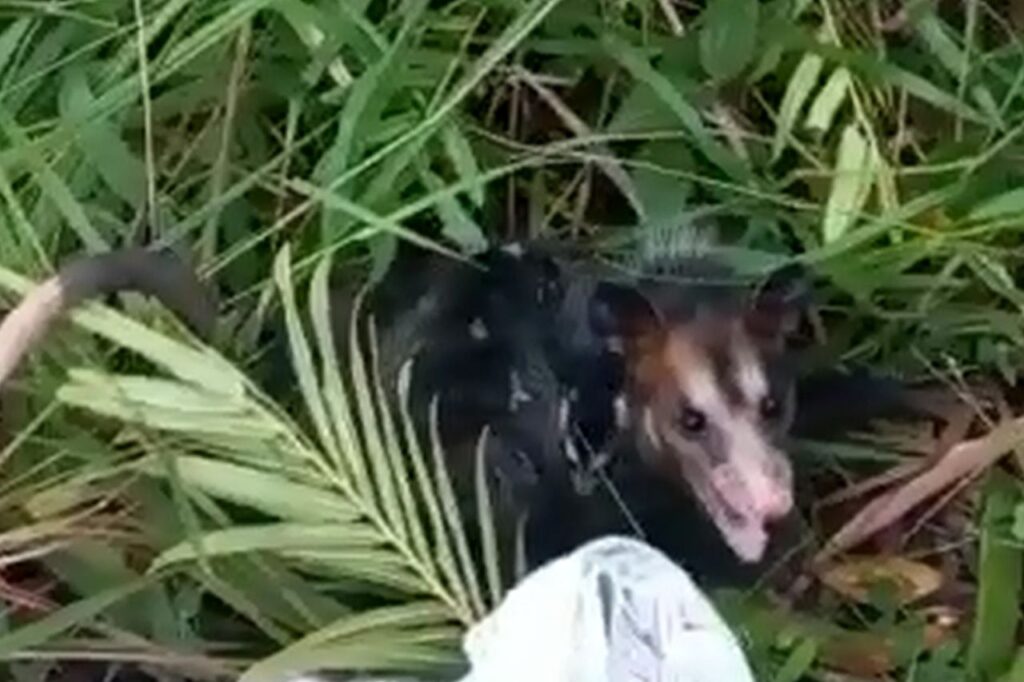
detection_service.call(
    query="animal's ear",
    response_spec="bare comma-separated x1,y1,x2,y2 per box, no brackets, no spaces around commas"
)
744,263,810,344
589,281,661,340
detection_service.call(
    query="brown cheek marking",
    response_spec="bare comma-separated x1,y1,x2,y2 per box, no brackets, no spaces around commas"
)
662,326,704,387
623,326,687,476
624,326,668,400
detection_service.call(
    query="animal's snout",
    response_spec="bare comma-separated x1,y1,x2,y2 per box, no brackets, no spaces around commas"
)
710,461,793,522
751,475,793,520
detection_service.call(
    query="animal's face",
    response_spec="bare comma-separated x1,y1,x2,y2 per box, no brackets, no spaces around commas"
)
632,315,795,562
590,266,807,563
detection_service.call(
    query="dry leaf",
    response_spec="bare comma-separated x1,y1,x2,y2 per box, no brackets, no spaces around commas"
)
814,415,1024,563
819,615,959,676
818,555,943,605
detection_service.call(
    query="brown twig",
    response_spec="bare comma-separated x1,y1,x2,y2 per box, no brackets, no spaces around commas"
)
814,415,1024,564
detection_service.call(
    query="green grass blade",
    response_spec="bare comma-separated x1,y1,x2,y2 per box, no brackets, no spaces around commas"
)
968,188,1024,222
601,32,752,184
966,469,1023,681
239,602,458,682
441,122,484,208
0,103,107,252
0,18,32,82
0,577,154,659
772,637,818,682
58,64,146,207
159,0,277,76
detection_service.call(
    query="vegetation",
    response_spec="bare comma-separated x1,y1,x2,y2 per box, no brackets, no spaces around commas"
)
0,0,1023,679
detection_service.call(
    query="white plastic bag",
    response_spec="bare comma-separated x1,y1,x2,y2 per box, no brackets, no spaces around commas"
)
458,535,755,682
283,536,756,682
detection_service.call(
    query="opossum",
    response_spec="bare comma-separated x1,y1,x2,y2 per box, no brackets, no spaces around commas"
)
585,259,808,564
0,242,918,584
360,240,809,570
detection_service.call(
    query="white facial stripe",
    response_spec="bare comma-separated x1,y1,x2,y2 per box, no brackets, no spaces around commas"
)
732,342,768,405
613,394,630,429
642,407,662,450
721,419,793,515
725,420,781,478
679,361,732,426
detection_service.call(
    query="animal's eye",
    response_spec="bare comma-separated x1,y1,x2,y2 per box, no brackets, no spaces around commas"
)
679,407,707,434
759,395,781,420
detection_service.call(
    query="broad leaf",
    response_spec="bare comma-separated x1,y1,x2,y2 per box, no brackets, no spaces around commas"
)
699,0,759,82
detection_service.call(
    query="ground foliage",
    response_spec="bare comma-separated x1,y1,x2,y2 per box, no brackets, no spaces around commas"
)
0,0,1023,680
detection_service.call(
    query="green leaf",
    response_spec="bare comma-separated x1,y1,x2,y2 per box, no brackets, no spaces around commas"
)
152,523,382,571
304,0,566,250
967,470,1023,680
967,188,1024,222
0,103,108,252
822,124,875,244
0,578,153,659
442,122,484,208
0,17,32,80
962,251,1024,314
995,649,1024,682
58,371,284,440
423,168,488,254
474,429,503,610
160,0,279,76
773,636,819,682
312,6,408,235
58,65,146,207
913,12,1003,130
148,456,361,524
699,0,759,82
428,396,486,618
1013,503,1024,542
243,639,460,682
876,64,987,125
602,33,752,184
805,184,958,265
239,602,459,682
345,283,406,545
772,52,823,160
395,364,466,615
274,245,341,469
805,67,851,135
631,140,696,224
309,252,371,493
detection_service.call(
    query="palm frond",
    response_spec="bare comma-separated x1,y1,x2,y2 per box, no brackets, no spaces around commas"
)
0,247,505,677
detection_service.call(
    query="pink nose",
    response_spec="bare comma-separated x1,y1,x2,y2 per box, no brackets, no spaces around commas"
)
711,466,793,520
754,482,793,520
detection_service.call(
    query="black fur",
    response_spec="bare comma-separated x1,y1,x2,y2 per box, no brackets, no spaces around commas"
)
357,241,922,586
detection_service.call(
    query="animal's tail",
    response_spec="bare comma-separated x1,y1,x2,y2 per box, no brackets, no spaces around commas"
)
0,247,217,389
